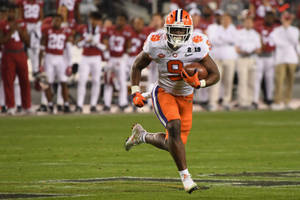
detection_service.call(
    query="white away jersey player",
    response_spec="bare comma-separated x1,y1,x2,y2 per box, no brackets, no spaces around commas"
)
143,29,210,96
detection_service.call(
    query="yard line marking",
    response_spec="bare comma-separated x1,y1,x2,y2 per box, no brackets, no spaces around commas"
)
47,176,300,187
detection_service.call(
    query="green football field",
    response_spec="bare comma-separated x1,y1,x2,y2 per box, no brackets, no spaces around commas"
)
0,110,300,200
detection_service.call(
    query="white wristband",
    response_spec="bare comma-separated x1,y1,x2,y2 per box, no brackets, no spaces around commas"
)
200,79,206,88
131,85,140,94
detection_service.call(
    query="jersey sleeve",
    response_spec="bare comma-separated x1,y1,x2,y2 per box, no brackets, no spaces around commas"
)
191,33,211,61
143,32,160,58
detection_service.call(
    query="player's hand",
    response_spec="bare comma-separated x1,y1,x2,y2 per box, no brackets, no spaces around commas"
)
65,66,72,77
181,68,201,89
132,92,147,107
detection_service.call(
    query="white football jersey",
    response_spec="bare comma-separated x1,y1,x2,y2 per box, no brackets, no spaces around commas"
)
143,29,210,96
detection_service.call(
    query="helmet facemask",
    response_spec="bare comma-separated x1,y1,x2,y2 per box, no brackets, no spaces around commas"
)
165,25,193,48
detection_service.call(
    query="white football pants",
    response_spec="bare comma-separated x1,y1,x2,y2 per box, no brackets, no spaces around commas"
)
77,55,102,107
103,56,128,108
27,22,41,73
254,56,275,103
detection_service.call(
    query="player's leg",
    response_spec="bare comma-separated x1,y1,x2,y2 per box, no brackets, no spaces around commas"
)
118,56,128,110
57,58,70,112
236,58,248,107
0,79,6,112
15,52,32,111
103,60,115,111
2,53,17,113
0,61,7,112
208,60,222,111
76,56,90,112
247,58,256,107
90,56,102,112
254,57,264,105
264,57,275,104
44,54,55,112
176,93,198,192
221,59,235,109
273,64,286,107
284,64,297,107
167,119,187,170
14,77,22,112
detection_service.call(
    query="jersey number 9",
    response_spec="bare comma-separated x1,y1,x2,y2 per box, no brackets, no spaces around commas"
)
167,60,183,81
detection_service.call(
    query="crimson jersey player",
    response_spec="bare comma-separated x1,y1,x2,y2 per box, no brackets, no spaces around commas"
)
254,11,278,106
127,17,147,74
75,12,107,113
19,0,43,24
102,14,131,111
57,0,81,27
0,4,31,114
39,14,73,113
19,0,44,74
250,0,278,22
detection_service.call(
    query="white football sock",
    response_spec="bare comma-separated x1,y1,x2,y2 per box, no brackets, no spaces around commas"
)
179,169,190,180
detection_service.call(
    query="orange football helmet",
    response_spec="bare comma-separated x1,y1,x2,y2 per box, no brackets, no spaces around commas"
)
165,9,193,47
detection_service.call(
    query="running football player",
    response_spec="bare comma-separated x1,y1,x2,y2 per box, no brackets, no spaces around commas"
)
125,9,220,193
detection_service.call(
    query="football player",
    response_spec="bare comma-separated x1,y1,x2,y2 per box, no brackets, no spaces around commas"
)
19,0,43,75
39,14,73,113
127,17,147,79
0,3,32,115
57,0,81,28
75,12,107,113
254,11,277,107
124,9,220,193
103,14,132,112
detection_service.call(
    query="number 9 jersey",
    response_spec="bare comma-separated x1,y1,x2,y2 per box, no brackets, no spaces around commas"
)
143,29,211,96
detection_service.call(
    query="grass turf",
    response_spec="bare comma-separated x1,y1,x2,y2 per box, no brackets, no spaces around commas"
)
0,110,300,199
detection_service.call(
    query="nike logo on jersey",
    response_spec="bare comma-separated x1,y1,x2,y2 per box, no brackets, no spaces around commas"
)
185,53,193,57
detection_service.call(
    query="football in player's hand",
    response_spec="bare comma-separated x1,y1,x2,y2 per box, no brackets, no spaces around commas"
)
184,62,208,80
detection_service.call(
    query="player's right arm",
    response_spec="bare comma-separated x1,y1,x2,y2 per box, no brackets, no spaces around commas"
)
0,23,16,44
130,51,152,107
38,33,46,73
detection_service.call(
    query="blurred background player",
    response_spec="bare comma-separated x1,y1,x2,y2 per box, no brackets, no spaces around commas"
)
254,11,277,108
125,9,220,193
144,13,164,101
127,17,147,78
235,16,261,109
250,0,278,23
0,6,7,113
39,14,73,113
271,11,299,110
19,0,43,75
209,13,238,111
207,9,223,111
0,3,32,115
57,0,81,28
103,14,131,112
75,12,107,113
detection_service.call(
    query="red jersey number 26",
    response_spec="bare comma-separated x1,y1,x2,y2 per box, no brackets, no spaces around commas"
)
167,60,183,81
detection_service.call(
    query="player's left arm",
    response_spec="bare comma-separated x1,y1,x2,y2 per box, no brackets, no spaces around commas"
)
199,54,220,87
17,24,30,46
75,1,81,23
130,51,152,107
66,34,74,65
39,4,44,20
